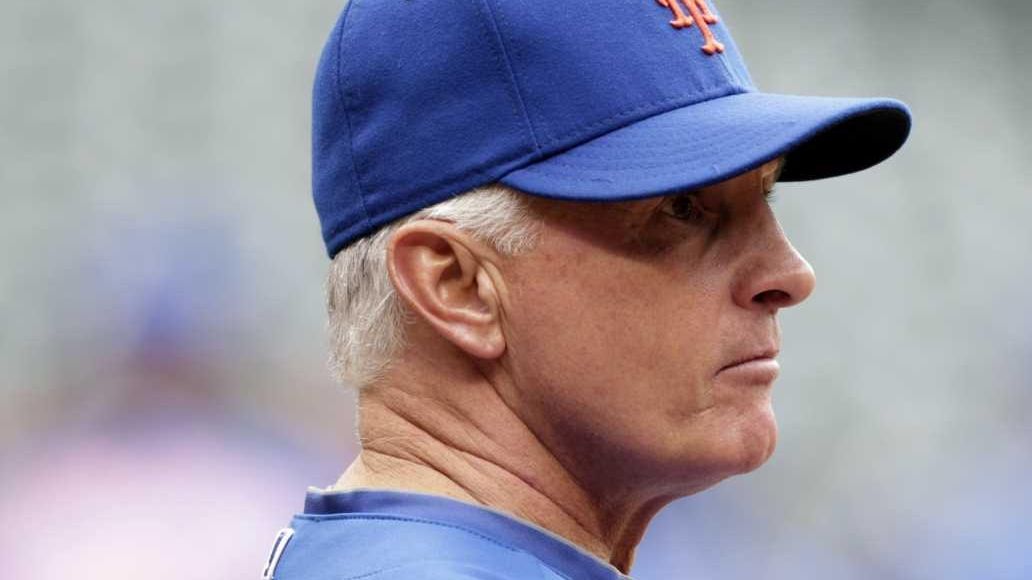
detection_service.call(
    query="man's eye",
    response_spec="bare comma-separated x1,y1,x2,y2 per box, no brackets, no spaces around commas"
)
660,193,706,223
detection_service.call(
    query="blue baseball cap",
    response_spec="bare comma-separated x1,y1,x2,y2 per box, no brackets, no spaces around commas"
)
313,0,911,258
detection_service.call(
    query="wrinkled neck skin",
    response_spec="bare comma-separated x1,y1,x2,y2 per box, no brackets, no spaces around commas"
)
333,331,707,573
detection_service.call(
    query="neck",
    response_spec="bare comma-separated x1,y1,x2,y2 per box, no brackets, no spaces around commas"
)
332,363,665,573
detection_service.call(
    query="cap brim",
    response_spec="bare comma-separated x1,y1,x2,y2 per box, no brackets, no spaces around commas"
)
500,92,911,201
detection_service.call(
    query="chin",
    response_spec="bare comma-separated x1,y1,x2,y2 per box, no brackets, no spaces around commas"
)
733,408,779,474
658,412,778,495
700,403,779,479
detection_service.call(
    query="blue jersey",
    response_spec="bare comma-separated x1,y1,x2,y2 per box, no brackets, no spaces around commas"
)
264,489,632,579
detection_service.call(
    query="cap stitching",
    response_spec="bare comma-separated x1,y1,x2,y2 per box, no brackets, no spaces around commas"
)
540,84,748,149
464,0,534,150
334,0,373,230
520,125,775,173
481,0,542,152
536,119,792,160
487,1,555,144
706,4,745,87
714,37,753,90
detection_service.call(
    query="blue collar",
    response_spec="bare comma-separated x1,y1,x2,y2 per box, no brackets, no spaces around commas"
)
303,489,632,580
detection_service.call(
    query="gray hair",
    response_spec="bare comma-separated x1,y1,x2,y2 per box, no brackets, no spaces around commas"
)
326,184,541,389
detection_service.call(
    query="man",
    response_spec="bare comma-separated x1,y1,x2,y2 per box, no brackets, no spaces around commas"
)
264,0,911,578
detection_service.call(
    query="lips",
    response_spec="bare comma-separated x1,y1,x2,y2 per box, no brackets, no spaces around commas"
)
719,347,780,372
716,346,780,383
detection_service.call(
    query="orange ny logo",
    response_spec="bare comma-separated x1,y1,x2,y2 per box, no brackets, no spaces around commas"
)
656,0,726,55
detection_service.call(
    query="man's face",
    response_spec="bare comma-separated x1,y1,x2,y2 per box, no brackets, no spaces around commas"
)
493,160,816,497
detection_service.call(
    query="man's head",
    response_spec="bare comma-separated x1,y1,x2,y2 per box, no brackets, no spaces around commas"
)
327,156,812,495
315,0,909,500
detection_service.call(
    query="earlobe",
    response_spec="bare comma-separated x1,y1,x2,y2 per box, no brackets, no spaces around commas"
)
387,222,506,360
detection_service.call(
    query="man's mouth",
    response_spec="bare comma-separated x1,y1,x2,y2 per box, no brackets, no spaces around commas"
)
716,347,780,383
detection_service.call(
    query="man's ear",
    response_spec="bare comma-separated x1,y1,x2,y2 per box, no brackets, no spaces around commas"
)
386,220,506,360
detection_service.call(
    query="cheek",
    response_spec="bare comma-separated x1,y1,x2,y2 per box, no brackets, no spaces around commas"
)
502,248,776,486
507,248,710,400
503,251,723,457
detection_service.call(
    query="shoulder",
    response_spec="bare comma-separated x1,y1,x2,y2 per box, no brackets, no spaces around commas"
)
271,515,565,580
337,558,566,580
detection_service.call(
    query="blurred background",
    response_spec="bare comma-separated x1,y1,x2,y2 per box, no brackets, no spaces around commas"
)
1,0,1029,578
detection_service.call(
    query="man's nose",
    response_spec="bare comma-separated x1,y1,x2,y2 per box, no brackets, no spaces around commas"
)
732,219,817,313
